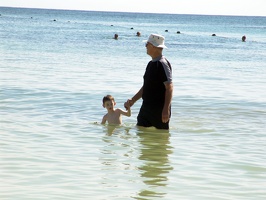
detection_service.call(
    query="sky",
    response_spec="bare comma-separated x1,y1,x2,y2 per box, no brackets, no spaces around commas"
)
0,0,265,16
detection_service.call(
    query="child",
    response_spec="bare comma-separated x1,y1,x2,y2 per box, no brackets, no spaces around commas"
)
101,95,131,125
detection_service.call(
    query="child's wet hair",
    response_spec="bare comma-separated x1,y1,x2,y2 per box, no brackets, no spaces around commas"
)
103,95,115,104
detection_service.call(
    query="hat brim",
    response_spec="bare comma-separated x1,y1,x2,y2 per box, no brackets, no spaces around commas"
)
156,44,167,49
143,40,167,49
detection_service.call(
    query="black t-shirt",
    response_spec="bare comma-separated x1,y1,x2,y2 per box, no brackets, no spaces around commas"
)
142,55,172,108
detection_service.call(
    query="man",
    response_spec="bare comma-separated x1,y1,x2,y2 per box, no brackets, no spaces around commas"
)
125,34,173,130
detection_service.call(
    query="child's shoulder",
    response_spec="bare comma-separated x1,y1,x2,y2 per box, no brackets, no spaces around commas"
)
103,113,109,118
115,108,123,112
115,108,129,114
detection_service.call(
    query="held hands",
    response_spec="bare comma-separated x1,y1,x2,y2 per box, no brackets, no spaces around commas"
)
124,99,134,110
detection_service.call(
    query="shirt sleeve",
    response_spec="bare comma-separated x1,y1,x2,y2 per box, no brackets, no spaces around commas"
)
161,58,172,83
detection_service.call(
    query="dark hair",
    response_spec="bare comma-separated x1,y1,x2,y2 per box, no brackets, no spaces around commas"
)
102,95,115,104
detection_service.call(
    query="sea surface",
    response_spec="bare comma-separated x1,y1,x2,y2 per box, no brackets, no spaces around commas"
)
0,7,266,200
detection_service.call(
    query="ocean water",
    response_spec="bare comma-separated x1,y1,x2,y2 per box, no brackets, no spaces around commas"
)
0,7,266,200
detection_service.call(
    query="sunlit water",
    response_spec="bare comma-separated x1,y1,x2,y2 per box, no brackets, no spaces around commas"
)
0,7,266,199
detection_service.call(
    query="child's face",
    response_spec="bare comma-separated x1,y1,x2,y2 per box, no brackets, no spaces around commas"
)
103,100,115,111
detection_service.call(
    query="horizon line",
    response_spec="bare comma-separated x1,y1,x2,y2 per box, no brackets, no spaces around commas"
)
1,6,265,18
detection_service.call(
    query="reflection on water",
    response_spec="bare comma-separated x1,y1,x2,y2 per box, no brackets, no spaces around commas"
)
103,124,130,136
99,125,174,199
99,125,139,198
135,128,173,199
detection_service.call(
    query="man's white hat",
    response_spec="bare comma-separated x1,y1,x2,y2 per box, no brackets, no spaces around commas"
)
147,33,167,48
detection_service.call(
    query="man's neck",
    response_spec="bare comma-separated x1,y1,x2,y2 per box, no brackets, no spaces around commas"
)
151,52,162,59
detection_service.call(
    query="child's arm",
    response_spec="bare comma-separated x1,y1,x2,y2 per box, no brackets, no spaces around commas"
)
126,106,131,117
119,108,131,117
101,114,107,124
119,101,131,117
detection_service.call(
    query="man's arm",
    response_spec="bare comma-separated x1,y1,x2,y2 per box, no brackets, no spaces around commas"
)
124,86,143,109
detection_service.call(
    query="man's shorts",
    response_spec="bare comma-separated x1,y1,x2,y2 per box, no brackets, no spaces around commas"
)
137,104,169,130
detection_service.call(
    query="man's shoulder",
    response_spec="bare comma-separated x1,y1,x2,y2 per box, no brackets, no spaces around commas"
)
159,56,170,64
159,56,172,71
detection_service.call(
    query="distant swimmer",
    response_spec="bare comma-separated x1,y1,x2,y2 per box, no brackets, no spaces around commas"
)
212,34,216,36
242,35,246,42
114,33,118,40
176,31,181,34
136,31,141,37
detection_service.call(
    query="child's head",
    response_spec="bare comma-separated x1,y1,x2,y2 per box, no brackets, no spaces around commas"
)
102,95,116,109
